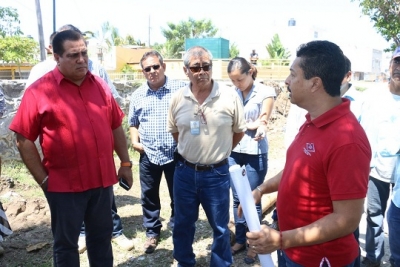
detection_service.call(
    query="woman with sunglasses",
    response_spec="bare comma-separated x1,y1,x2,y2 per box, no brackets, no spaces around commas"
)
227,57,276,264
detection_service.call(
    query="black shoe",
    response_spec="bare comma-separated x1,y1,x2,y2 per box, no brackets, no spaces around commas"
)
361,257,381,267
144,236,159,254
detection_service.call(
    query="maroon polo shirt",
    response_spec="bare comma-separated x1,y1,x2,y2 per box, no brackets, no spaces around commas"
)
277,99,371,266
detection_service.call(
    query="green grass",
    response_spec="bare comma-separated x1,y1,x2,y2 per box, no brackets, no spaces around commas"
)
2,159,36,186
355,86,368,92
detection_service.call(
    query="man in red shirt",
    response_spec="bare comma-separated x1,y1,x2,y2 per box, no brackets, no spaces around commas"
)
246,40,371,266
9,30,132,267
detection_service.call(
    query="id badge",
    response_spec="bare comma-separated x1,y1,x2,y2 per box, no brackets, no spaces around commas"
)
190,120,200,135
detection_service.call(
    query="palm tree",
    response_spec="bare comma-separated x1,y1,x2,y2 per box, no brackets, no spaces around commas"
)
266,34,291,60
161,17,218,58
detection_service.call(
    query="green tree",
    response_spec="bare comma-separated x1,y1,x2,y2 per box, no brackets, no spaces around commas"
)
124,34,145,46
266,34,291,60
0,6,38,73
153,41,179,59
110,26,124,46
229,42,240,58
92,22,124,52
125,35,136,45
0,6,23,37
161,17,218,58
82,30,95,40
91,21,124,64
352,0,400,49
0,36,39,76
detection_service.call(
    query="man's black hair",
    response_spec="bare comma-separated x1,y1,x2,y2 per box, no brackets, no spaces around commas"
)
297,40,345,97
52,30,84,56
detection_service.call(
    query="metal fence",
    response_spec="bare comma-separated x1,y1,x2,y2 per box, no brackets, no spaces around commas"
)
0,60,290,82
0,66,31,80
108,72,146,81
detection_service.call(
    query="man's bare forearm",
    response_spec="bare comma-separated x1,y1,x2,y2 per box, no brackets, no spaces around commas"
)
113,126,130,163
15,133,47,185
232,132,244,149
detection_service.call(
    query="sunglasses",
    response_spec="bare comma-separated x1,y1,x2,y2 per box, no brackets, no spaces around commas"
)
189,65,212,73
143,64,161,72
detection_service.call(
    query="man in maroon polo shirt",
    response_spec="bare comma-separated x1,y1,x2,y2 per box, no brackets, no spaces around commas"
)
246,40,371,266
9,30,132,267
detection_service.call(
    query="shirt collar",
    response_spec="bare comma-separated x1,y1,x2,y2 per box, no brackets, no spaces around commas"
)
52,66,92,85
306,98,352,128
183,79,220,101
146,76,169,93
236,83,256,103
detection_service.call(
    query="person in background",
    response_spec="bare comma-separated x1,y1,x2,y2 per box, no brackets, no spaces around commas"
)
250,49,259,66
9,30,132,267
167,46,246,267
226,57,275,265
128,50,186,254
0,85,5,177
0,201,12,256
24,31,59,89
376,107,400,267
360,47,400,267
25,24,133,253
0,84,12,256
246,40,371,266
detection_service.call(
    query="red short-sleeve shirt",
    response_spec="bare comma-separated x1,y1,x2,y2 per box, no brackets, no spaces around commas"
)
277,99,371,266
10,68,124,192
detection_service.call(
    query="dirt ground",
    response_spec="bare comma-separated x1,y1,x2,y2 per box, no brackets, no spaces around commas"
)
0,92,392,266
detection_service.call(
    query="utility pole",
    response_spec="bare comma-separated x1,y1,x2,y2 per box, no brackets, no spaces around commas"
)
53,0,56,33
148,15,151,47
35,0,46,61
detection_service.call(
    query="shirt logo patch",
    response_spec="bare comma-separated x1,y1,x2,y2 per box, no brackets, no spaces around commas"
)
303,143,315,156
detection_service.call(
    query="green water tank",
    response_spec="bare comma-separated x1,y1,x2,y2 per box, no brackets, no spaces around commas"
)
185,38,230,59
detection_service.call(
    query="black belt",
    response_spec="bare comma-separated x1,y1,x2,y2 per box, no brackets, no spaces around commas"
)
177,154,227,171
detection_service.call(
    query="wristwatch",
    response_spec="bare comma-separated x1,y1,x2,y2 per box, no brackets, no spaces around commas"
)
120,161,133,168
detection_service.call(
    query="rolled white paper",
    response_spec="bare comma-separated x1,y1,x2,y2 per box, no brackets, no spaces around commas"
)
229,164,274,267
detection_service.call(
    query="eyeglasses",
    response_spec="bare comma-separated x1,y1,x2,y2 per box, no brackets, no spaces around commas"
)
189,65,212,73
143,64,161,72
393,58,400,65
195,106,207,124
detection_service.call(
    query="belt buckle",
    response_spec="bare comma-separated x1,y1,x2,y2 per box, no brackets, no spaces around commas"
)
195,163,208,171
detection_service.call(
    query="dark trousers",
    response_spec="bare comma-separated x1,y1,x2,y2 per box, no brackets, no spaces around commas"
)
365,176,393,262
139,153,175,237
80,193,123,237
45,186,114,267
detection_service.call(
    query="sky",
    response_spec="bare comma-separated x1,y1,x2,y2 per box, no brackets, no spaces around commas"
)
2,0,392,61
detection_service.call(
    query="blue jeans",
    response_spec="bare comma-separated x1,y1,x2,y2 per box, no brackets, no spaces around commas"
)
80,193,122,237
140,153,175,237
173,160,232,267
45,186,113,267
365,176,393,262
282,251,357,267
228,152,267,244
388,201,400,267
